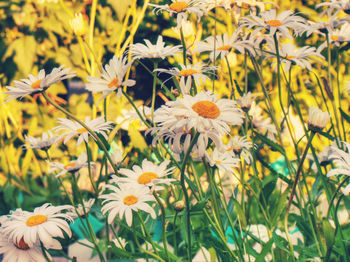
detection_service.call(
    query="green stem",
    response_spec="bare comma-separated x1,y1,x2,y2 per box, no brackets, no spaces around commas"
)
151,62,158,125
131,223,165,262
180,132,200,261
180,27,187,66
153,192,171,261
84,141,98,195
285,131,315,214
136,212,160,257
225,56,236,100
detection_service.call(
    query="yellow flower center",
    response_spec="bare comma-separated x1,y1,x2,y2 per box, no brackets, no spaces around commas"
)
64,162,76,169
26,215,48,227
123,195,138,205
265,20,283,27
15,237,30,250
108,78,120,89
180,69,198,76
192,100,220,119
217,45,231,51
137,172,159,184
169,2,189,12
331,35,339,41
76,128,87,133
31,79,42,89
285,55,296,59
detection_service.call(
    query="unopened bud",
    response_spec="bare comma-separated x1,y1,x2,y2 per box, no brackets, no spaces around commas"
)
70,13,88,36
173,200,185,211
322,77,334,101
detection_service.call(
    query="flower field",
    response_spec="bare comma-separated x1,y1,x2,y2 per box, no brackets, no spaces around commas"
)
0,0,350,261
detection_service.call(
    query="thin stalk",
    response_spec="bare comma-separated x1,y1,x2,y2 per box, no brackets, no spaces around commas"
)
326,33,342,140
225,56,236,100
180,132,200,261
136,212,160,256
151,61,158,125
42,91,118,173
285,131,315,214
88,0,98,75
131,223,165,262
84,142,98,195
153,192,171,261
180,27,187,66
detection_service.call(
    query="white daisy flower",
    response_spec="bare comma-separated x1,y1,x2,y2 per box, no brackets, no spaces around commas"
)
48,153,91,177
239,9,306,39
129,35,182,60
111,159,175,188
113,237,127,249
23,131,59,150
3,65,75,103
0,233,49,262
86,55,136,103
226,135,253,164
154,91,244,136
266,41,325,72
248,102,277,139
2,203,73,249
116,105,151,131
327,142,350,195
194,32,255,61
316,0,350,16
100,184,156,226
149,0,206,27
237,92,256,112
308,106,330,132
317,23,350,52
300,16,348,37
149,126,223,160
54,116,114,146
155,62,217,89
206,147,240,173
67,199,95,218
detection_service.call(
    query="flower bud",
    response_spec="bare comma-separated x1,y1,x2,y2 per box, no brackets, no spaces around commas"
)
173,200,185,211
70,13,88,36
308,106,330,132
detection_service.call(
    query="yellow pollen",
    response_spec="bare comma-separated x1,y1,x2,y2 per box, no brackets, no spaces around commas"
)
31,79,42,89
215,160,222,164
217,45,231,51
180,69,198,76
76,128,87,134
137,172,159,184
192,100,220,119
26,215,48,227
15,237,29,250
64,162,76,169
226,147,234,151
331,35,339,41
169,2,189,12
265,20,283,27
285,55,296,59
108,78,120,89
123,195,138,205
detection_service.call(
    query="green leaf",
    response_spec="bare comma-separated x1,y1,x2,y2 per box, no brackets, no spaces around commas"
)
254,131,285,154
231,198,247,228
322,218,335,248
255,238,274,262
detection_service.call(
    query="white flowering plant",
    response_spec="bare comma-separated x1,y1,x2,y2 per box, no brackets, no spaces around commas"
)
1,0,350,261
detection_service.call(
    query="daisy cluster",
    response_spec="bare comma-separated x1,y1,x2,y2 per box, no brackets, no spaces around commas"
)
1,0,350,260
